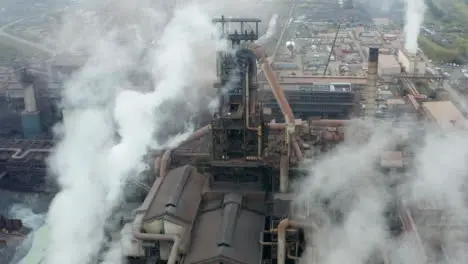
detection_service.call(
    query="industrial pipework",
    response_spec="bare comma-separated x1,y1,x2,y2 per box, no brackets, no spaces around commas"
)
251,44,303,162
276,218,319,264
0,148,51,159
134,125,213,263
252,44,295,127
132,176,180,264
156,125,211,178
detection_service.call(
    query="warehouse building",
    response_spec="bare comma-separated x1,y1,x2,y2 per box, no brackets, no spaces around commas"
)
421,101,466,127
378,54,400,78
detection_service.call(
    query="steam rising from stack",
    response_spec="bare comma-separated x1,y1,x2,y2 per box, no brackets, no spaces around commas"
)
403,0,426,54
45,1,225,264
256,14,278,46
44,0,285,263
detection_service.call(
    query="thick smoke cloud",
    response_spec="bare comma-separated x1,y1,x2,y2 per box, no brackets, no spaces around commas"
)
295,118,468,263
44,1,286,264
257,14,279,46
403,0,426,53
45,1,228,264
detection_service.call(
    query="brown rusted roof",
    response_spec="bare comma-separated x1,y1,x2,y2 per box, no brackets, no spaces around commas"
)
143,165,205,224
380,151,404,168
422,101,465,127
184,193,265,264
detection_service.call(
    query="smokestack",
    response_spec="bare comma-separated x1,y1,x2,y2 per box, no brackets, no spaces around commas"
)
365,47,379,118
20,69,41,138
24,84,37,112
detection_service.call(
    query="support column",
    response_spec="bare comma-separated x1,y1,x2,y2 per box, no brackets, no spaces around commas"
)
280,127,291,193
279,155,289,193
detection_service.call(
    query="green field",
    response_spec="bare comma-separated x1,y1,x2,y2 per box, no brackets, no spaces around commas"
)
418,36,460,62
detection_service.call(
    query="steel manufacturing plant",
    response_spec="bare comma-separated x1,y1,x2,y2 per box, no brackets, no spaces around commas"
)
2,0,468,264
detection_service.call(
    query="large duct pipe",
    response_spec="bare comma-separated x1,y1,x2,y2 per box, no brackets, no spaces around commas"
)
268,123,304,160
134,124,212,263
132,176,180,264
159,150,172,179
251,44,295,126
277,219,319,264
365,47,379,118
155,125,211,177
309,119,349,127
0,148,51,159
279,155,289,192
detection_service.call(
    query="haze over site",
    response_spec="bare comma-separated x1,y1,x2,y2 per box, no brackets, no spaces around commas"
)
2,0,462,263
45,0,279,263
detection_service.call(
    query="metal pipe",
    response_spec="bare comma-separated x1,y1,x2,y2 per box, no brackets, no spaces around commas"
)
159,150,172,179
0,148,51,159
252,44,295,126
155,125,211,177
245,64,258,131
292,139,302,160
133,213,180,264
309,119,349,127
279,155,289,192
296,136,310,149
269,122,307,130
132,177,181,264
277,218,319,264
287,247,300,260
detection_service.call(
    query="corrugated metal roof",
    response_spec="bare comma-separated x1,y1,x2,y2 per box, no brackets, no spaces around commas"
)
144,165,205,223
184,193,265,264
422,101,465,126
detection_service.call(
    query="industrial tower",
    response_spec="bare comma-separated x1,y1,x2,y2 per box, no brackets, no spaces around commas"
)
210,17,270,188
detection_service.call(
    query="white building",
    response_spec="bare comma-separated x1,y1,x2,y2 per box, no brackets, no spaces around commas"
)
397,49,426,75
378,54,401,77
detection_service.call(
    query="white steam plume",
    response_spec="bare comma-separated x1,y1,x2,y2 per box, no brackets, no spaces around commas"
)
256,14,279,46
45,2,223,264
295,121,393,264
295,117,468,263
403,0,426,54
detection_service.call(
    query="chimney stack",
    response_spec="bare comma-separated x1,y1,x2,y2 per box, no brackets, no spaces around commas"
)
365,47,379,118
19,69,41,138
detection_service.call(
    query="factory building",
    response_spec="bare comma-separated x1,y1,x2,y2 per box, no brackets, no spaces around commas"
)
397,49,426,75
421,100,466,127
261,83,355,120
378,54,401,77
